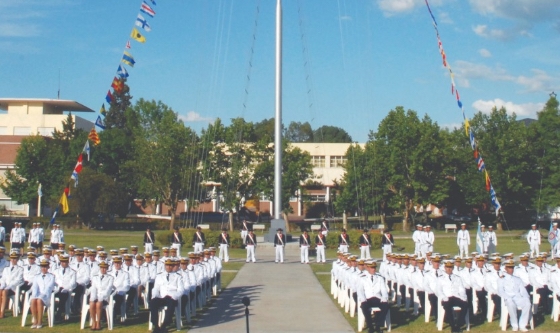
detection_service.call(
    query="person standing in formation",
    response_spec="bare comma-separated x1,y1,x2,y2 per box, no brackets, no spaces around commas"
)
480,225,489,253
170,226,183,256
315,230,327,263
245,230,257,263
240,220,250,244
526,224,541,258
299,229,310,264
359,229,371,260
381,230,393,261
218,228,230,262
457,223,470,259
274,228,286,263
487,225,498,254
424,225,435,256
338,229,350,253
412,224,422,257
321,219,329,236
192,226,206,253
499,260,531,332
551,223,559,256
143,227,155,254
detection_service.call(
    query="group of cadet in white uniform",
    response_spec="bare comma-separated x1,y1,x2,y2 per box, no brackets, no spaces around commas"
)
0,241,222,332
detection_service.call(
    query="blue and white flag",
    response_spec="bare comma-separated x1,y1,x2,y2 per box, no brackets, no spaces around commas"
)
95,115,106,130
490,185,501,216
117,64,129,78
549,222,558,248
50,207,58,225
135,14,152,32
83,140,90,161
476,218,483,254
37,183,43,197
140,1,156,17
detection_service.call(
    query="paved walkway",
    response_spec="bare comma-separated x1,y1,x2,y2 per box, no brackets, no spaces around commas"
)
188,242,354,333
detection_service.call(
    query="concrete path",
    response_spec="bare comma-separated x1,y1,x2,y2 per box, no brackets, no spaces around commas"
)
188,241,354,333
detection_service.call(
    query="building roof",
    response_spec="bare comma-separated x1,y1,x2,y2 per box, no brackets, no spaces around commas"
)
0,98,94,113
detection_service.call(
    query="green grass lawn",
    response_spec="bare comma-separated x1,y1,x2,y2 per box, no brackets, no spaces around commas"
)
0,229,246,332
311,229,560,332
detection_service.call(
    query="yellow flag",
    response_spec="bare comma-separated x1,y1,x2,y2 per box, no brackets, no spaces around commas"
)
464,118,470,137
59,192,69,214
130,28,146,43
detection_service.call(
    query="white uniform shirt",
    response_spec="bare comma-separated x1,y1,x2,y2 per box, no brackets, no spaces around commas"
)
0,226,5,242
23,262,40,284
485,267,503,295
70,261,91,286
513,264,532,286
498,273,530,302
529,265,550,289
549,266,560,297
124,264,140,287
54,266,77,293
437,273,467,301
152,271,184,300
526,230,541,244
361,273,388,302
31,272,56,306
110,269,130,295
457,229,470,245
90,273,115,302
0,264,24,290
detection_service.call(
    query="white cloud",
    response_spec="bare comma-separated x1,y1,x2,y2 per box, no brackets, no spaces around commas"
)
339,15,352,21
478,48,492,58
377,0,418,15
451,61,560,93
471,98,544,117
0,23,40,37
179,111,214,123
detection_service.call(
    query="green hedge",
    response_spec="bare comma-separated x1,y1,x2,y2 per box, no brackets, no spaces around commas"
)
156,229,245,249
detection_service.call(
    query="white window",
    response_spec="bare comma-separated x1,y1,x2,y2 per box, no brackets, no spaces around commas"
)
307,195,326,202
37,127,55,136
311,156,325,167
13,127,32,135
330,156,346,167
0,127,7,135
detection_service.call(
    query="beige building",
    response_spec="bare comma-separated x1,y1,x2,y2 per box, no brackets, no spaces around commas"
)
0,98,94,216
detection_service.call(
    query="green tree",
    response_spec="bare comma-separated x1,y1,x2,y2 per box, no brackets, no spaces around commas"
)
284,121,313,142
313,125,352,143
253,118,275,143
133,99,201,230
529,96,560,212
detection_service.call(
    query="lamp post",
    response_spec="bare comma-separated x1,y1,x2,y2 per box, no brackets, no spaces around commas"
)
242,296,250,333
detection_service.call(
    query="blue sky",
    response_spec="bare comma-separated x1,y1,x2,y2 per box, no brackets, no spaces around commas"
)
1,0,559,142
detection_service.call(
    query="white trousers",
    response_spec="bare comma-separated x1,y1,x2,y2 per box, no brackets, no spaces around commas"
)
339,244,349,253
300,245,309,263
504,297,531,330
458,242,469,258
414,242,420,256
144,243,153,253
382,244,392,261
194,242,204,253
360,245,371,259
246,245,256,262
241,230,248,243
171,243,181,257
219,244,229,262
528,242,539,258
316,245,326,262
275,245,284,262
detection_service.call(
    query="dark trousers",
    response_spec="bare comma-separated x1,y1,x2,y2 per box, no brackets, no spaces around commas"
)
442,297,468,331
491,294,501,315
525,285,533,295
466,288,473,318
536,286,552,314
126,287,137,309
399,285,406,305
11,242,22,249
417,291,425,310
72,284,86,312
475,290,487,316
428,293,438,317
360,298,389,332
149,296,177,328
113,294,125,318
55,291,69,316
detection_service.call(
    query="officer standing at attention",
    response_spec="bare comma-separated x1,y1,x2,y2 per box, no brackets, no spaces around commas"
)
245,230,257,263
299,229,310,264
274,228,286,263
143,227,155,254
315,230,327,264
381,230,394,261
338,229,350,253
438,261,468,333
170,226,183,257
487,226,498,254
412,224,422,257
526,224,541,258
192,226,206,253
359,261,389,333
218,228,230,262
240,220,250,244
359,229,372,260
499,259,531,331
457,223,470,259
150,259,184,333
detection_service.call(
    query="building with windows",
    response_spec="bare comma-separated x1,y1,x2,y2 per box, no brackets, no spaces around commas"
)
0,98,94,216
